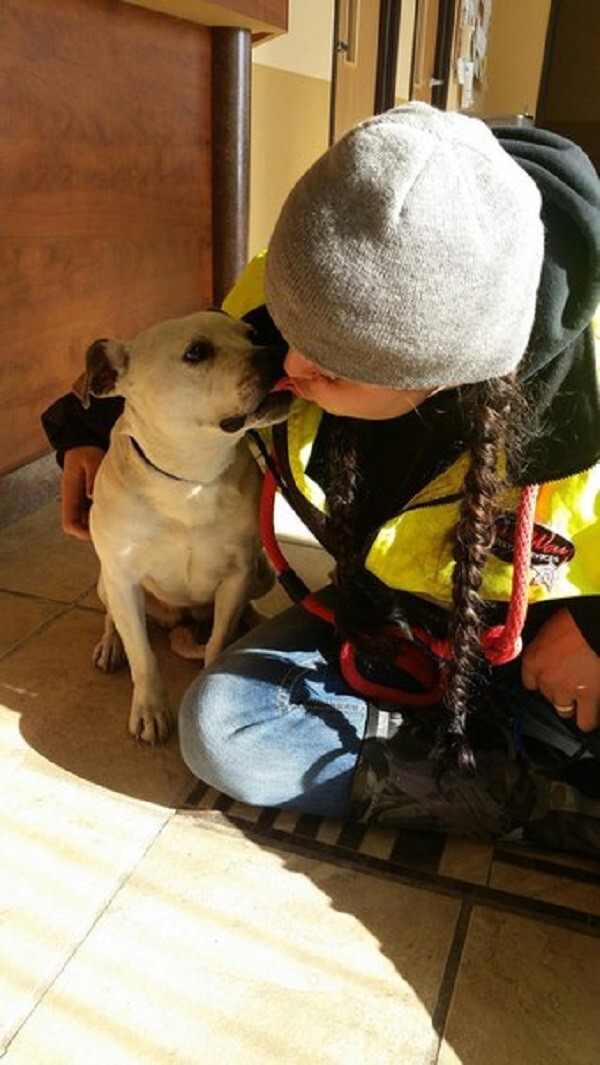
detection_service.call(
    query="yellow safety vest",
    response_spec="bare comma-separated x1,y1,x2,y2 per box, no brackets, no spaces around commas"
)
224,253,600,607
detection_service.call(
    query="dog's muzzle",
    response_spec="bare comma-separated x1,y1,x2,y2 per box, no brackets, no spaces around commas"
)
219,345,292,433
219,389,293,433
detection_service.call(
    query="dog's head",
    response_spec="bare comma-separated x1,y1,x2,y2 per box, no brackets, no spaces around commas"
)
74,310,293,435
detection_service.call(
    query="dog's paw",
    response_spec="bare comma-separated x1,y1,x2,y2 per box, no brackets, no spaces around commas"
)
169,625,206,661
129,699,173,745
92,632,126,673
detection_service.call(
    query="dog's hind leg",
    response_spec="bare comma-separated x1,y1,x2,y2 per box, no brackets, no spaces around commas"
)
93,612,127,672
169,626,206,660
143,590,186,629
249,549,276,599
169,603,213,659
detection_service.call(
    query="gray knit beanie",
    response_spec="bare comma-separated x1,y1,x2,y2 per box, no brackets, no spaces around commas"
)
264,103,545,389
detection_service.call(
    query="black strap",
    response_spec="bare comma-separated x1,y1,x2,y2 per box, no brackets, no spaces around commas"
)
129,436,196,483
248,429,283,485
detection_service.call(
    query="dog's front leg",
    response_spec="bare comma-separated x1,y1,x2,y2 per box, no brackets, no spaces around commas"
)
204,570,255,668
100,570,172,743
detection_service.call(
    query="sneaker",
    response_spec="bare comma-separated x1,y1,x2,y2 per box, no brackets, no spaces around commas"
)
350,710,539,840
350,707,600,855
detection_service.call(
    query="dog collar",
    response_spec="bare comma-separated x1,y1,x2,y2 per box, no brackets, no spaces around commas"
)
128,436,198,484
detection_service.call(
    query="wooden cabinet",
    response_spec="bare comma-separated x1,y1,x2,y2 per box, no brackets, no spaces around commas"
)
0,0,286,477
125,1,287,34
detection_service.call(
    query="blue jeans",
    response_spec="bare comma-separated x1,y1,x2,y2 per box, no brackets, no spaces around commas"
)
178,596,594,822
179,600,367,817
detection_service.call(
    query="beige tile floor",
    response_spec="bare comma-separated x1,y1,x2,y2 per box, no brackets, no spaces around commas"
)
0,499,599,1064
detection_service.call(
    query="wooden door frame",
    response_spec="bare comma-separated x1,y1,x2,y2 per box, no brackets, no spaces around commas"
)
329,0,384,145
331,0,457,146
330,0,403,144
370,0,456,118
328,0,341,143
374,0,403,113
430,0,456,110
535,0,561,129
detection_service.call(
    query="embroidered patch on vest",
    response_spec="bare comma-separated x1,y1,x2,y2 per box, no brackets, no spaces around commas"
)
492,516,575,592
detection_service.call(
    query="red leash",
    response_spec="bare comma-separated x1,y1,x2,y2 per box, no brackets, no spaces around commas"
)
257,439,539,706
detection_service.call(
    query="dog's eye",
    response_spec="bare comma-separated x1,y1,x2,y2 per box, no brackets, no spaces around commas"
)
183,340,213,364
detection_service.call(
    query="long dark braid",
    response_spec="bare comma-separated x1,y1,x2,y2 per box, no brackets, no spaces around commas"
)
436,372,531,772
325,419,396,655
325,418,368,578
324,374,531,776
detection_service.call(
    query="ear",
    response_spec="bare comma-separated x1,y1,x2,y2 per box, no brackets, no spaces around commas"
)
75,339,129,409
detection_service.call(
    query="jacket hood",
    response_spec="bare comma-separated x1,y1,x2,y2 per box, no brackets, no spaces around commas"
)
494,125,600,378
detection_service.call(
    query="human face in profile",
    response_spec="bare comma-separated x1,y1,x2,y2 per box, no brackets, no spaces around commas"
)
283,348,435,420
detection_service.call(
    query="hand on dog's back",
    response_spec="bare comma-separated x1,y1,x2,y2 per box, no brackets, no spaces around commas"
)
61,446,105,540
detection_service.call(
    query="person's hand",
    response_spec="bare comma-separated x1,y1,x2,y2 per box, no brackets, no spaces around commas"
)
521,607,600,732
61,446,105,541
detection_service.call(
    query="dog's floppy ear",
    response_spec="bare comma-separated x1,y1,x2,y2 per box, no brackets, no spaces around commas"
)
74,339,129,409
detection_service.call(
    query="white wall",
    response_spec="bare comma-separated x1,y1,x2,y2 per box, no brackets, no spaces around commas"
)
253,0,335,81
249,0,335,257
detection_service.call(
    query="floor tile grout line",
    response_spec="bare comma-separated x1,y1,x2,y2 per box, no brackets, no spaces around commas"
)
0,584,94,606
0,582,101,665
0,602,74,666
0,807,178,1057
425,901,473,1065
183,812,600,938
73,583,102,609
485,840,494,888
494,849,600,886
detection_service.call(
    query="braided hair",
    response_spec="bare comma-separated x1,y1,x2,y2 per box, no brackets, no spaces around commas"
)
435,373,530,772
325,418,369,578
326,419,402,658
324,373,531,774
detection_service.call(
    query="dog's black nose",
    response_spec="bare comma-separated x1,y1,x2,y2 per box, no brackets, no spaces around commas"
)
219,414,247,434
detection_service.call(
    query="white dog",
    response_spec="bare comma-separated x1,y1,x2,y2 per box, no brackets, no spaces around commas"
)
79,310,291,743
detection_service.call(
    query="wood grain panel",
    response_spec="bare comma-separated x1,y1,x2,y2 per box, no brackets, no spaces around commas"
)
0,0,212,475
125,0,287,34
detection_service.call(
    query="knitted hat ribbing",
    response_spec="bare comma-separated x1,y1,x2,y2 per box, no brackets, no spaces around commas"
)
265,103,545,389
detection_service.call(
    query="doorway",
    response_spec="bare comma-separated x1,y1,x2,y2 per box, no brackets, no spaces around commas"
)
536,0,599,170
329,0,457,144
330,0,382,142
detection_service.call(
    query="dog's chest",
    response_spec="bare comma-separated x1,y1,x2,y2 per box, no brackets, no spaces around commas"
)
92,435,263,607
138,478,259,604
150,476,239,529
